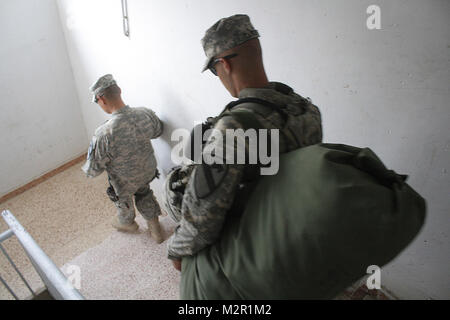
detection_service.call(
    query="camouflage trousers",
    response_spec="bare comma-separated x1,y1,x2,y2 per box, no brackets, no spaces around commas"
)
106,183,162,225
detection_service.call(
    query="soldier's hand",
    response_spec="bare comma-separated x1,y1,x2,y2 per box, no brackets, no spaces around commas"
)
172,259,182,272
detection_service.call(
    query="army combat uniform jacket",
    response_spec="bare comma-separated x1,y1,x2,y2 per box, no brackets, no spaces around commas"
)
82,106,163,223
166,82,323,259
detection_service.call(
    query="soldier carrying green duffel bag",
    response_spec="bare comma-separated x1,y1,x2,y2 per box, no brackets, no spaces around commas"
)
164,96,426,299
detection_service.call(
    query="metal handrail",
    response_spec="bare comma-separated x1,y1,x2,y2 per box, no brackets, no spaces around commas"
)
0,243,35,298
1,210,84,300
0,229,13,242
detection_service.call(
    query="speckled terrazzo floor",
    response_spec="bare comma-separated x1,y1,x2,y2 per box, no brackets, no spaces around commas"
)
0,161,179,300
62,214,179,300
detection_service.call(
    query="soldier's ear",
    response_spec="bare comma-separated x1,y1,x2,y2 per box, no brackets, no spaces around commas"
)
98,96,107,107
221,58,232,75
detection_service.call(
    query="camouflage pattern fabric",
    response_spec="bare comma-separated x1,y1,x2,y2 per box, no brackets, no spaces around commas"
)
201,14,259,72
166,82,323,259
108,184,162,225
89,74,116,103
82,105,163,222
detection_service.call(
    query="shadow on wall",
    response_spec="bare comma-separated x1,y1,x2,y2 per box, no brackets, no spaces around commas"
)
153,88,199,180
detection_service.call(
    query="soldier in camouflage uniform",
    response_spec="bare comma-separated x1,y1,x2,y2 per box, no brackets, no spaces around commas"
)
82,74,164,243
166,14,323,270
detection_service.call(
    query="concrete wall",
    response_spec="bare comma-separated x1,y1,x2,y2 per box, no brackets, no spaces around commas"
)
56,0,449,299
0,0,88,196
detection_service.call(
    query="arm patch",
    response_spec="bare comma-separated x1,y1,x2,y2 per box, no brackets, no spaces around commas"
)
194,163,228,199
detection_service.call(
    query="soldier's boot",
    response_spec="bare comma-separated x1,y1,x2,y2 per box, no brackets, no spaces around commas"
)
147,217,164,244
111,217,139,232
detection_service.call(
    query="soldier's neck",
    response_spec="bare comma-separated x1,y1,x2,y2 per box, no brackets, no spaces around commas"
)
233,71,269,96
109,100,127,113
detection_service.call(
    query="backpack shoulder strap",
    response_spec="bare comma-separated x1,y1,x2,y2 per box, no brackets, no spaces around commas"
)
217,97,301,150
220,97,289,125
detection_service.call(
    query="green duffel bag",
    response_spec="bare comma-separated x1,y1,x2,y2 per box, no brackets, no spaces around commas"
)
180,143,426,299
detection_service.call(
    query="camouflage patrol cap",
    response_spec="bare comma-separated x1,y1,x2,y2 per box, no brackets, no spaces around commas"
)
89,74,117,103
201,14,259,72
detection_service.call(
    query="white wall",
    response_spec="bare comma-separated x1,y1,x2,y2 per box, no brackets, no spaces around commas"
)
57,0,449,299
0,0,88,196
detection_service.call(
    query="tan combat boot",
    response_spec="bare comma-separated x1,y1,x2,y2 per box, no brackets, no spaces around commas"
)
147,217,164,243
111,217,139,232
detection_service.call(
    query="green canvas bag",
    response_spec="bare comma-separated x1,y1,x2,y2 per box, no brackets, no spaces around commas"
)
180,104,426,300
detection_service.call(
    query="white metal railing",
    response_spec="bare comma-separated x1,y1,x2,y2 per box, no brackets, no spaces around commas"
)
0,210,84,300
